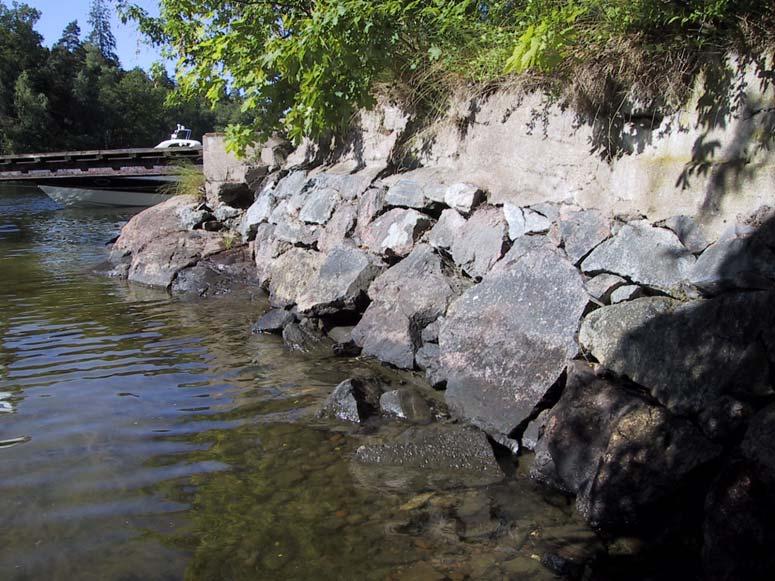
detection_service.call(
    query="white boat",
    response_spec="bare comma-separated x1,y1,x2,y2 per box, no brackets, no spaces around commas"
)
154,124,202,149
39,184,173,208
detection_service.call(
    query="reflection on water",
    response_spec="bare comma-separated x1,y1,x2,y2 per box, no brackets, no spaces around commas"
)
0,185,585,580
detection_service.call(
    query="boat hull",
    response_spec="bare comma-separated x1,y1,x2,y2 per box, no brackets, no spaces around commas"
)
40,185,173,208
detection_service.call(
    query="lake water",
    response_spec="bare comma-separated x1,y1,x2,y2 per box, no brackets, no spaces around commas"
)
0,184,595,580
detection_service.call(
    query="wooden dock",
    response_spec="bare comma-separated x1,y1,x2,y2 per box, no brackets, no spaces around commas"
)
0,147,202,181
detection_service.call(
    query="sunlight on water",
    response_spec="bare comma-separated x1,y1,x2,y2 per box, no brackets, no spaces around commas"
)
0,185,582,580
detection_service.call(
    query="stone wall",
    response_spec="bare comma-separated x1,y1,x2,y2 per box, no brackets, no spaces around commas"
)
108,78,775,576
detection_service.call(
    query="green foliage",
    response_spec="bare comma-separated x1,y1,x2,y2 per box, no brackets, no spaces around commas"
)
160,162,205,199
119,1,773,154
0,1,244,154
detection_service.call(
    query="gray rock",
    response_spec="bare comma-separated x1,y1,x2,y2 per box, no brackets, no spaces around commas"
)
361,208,433,258
354,424,503,481
367,244,463,325
318,378,381,423
273,170,308,199
310,171,376,201
690,235,775,296
504,204,552,239
421,319,441,343
274,216,320,247
352,244,465,369
427,209,465,250
444,183,484,215
532,361,721,530
609,284,644,304
579,293,775,416
351,302,416,369
354,186,386,242
282,320,324,352
128,231,225,288
317,203,357,253
299,187,339,224
385,178,430,209
581,220,695,293
252,309,295,334
296,246,383,315
213,205,240,222
240,192,275,240
742,404,775,486
379,389,432,423
661,215,709,254
253,223,291,288
441,239,587,438
702,461,775,581
267,248,323,308
530,202,560,222
177,206,211,230
585,273,627,304
415,342,446,388
698,396,755,443
268,199,289,225
450,206,508,279
558,208,611,265
327,326,354,345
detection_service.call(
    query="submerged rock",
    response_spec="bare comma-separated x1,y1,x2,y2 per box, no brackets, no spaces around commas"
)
252,308,295,334
354,423,503,482
318,378,381,423
441,238,587,439
379,389,432,423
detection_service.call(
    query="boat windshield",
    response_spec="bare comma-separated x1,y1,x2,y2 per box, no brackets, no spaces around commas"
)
171,124,192,140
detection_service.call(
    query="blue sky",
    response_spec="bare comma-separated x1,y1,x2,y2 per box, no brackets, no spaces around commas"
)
25,0,168,71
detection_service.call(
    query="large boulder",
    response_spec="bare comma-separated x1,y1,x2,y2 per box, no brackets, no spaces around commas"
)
557,208,611,264
361,208,433,258
267,248,323,307
111,195,199,259
532,361,721,531
295,246,383,315
702,461,775,581
579,293,775,416
440,237,587,438
352,244,466,369
450,206,508,279
581,220,695,293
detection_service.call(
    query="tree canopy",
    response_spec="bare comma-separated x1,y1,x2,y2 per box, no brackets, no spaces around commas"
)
0,0,244,154
120,0,774,155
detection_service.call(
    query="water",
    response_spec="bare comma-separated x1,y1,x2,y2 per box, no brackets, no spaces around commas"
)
0,185,589,580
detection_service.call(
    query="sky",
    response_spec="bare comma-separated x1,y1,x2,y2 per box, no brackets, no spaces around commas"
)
25,0,169,71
